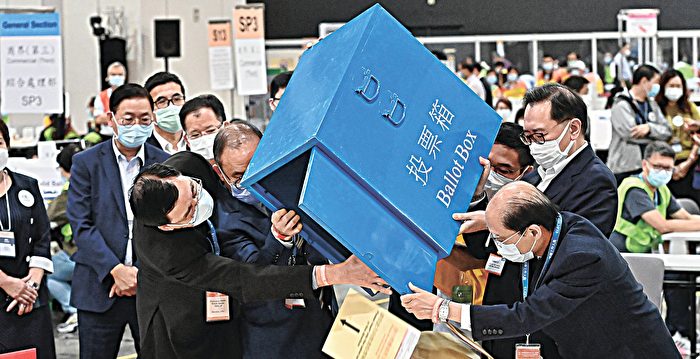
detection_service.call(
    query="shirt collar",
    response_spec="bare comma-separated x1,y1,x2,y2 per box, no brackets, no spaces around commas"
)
112,137,146,163
152,127,185,154
538,142,588,179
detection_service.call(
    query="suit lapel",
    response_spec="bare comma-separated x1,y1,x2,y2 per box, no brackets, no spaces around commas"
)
99,142,127,219
544,146,595,201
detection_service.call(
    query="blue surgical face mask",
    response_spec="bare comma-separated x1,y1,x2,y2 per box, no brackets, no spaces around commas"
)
108,75,125,87
231,186,260,205
507,73,518,82
542,63,553,72
486,75,498,85
116,123,154,148
646,168,672,188
648,83,660,98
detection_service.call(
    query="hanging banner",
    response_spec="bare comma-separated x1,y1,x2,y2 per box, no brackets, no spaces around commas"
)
233,4,267,96
0,13,63,114
208,20,234,90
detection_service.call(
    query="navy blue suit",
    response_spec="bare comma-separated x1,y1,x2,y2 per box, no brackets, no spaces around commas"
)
482,144,618,358
67,140,168,359
215,197,333,359
472,212,679,359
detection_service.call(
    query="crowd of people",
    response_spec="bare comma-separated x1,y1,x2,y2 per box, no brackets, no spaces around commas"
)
0,46,699,359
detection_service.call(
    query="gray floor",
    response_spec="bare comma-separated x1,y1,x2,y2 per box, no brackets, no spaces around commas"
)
53,312,136,359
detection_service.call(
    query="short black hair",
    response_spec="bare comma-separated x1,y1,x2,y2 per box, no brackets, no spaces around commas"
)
144,72,186,97
542,54,553,60
495,122,534,168
270,71,293,99
632,64,660,85
179,94,226,131
514,108,526,122
522,83,588,133
0,120,9,148
462,63,481,73
494,98,512,111
430,50,447,61
213,120,263,164
109,84,154,113
56,144,83,172
643,141,675,160
562,75,590,94
501,184,559,233
129,163,181,227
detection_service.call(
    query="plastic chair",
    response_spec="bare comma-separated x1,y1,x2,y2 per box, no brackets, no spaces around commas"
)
677,198,700,215
621,254,665,310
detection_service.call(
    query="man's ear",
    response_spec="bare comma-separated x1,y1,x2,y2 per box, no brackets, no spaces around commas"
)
570,118,583,139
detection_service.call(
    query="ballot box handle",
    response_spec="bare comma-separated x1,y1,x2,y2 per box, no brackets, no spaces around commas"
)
382,93,406,126
355,71,381,102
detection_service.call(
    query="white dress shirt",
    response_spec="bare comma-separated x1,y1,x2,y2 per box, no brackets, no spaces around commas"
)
467,74,486,101
536,142,588,192
152,128,186,155
111,139,145,265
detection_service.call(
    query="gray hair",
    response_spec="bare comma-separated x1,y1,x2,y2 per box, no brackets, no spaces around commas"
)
213,121,262,164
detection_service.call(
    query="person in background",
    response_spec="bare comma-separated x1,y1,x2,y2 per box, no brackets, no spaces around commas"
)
499,67,528,99
610,142,700,354
144,72,187,155
402,181,680,359
39,113,80,141
68,84,169,359
93,62,127,140
485,69,501,99
655,69,700,206
611,42,633,87
83,97,104,147
536,54,562,86
268,71,293,113
460,62,486,101
47,144,83,334
563,75,590,96
608,65,672,184
180,94,229,161
0,120,56,358
513,107,526,127
494,98,513,122
603,52,615,85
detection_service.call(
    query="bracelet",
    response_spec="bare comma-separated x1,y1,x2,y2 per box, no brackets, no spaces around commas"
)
316,265,329,287
432,298,444,324
270,225,291,241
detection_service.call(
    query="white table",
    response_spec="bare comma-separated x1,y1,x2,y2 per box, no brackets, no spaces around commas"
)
662,232,700,254
623,253,700,357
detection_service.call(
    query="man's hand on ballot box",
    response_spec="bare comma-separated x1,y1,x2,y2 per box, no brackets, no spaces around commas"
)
453,211,487,235
470,157,491,203
318,255,392,295
271,209,303,240
401,283,461,324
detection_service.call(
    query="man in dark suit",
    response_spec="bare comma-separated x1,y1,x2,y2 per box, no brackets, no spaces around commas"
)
68,84,169,359
402,182,680,359
144,72,187,154
212,122,334,358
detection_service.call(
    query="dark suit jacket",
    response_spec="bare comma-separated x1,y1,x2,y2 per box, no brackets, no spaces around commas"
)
145,133,163,152
481,144,618,358
472,212,679,359
216,195,333,359
133,221,317,359
67,140,169,312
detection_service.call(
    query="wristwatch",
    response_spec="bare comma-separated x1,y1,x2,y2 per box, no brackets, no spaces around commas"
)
438,299,451,323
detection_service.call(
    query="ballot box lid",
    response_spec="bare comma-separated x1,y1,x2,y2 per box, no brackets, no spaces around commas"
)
242,4,501,293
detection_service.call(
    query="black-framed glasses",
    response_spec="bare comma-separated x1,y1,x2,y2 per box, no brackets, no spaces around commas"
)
154,94,186,109
519,120,570,145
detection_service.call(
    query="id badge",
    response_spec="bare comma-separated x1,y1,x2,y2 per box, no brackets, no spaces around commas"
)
285,298,306,310
205,291,230,322
485,253,506,276
515,343,541,359
0,231,15,258
672,142,683,154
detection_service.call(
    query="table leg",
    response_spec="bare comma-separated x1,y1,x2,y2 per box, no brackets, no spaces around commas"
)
691,274,697,359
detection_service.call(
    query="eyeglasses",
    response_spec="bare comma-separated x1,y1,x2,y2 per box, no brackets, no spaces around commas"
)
154,94,186,110
519,120,570,145
217,164,243,190
112,113,153,127
488,230,521,245
188,124,222,140
646,162,675,172
168,177,202,228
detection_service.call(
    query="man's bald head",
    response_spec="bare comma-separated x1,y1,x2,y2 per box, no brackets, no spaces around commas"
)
212,121,263,165
486,181,559,234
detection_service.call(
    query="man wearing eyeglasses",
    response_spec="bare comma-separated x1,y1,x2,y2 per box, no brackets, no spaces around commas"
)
180,94,229,160
612,141,700,346
67,84,169,359
144,72,188,155
268,71,292,113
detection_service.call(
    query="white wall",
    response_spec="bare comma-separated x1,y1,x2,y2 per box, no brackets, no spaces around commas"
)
2,0,247,132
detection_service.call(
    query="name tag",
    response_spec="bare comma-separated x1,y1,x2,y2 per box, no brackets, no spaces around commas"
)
0,231,16,258
205,291,230,322
515,343,541,359
285,298,306,309
672,142,683,154
485,253,506,276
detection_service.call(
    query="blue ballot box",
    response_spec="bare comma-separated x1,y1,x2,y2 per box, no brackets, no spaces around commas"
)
241,4,501,294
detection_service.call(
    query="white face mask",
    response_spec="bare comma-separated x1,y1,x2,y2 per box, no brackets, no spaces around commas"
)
100,125,115,136
496,109,512,120
665,87,683,102
492,230,538,263
188,132,217,160
528,121,575,170
0,148,8,170
484,168,529,200
168,187,214,229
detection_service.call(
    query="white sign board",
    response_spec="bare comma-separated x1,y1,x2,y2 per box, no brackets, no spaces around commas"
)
0,13,63,114
233,5,267,96
626,9,658,37
208,20,234,90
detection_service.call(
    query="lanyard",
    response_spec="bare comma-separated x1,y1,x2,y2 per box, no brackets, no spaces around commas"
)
521,214,562,301
0,193,11,232
206,220,220,256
